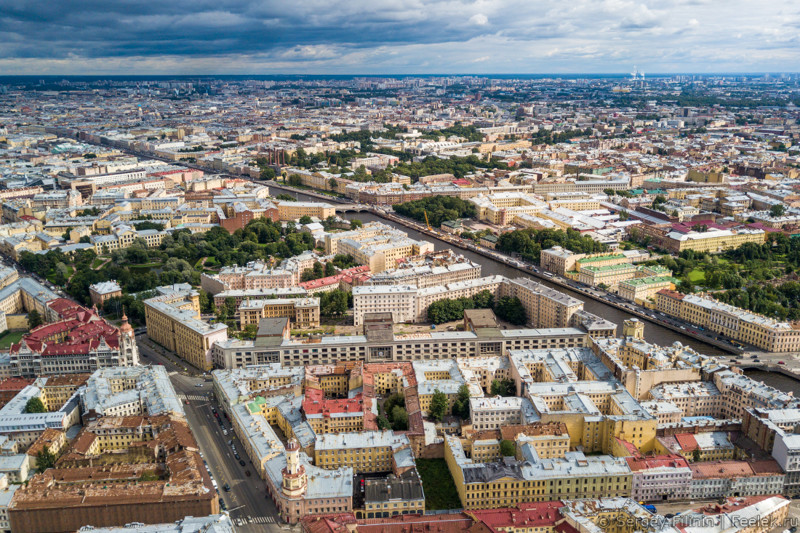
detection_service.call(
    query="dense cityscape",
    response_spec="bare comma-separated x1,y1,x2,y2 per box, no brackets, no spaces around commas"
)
0,73,799,533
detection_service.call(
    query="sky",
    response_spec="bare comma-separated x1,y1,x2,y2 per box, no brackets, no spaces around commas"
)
1,0,799,75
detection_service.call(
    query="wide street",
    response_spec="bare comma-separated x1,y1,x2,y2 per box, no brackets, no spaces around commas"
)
136,335,294,533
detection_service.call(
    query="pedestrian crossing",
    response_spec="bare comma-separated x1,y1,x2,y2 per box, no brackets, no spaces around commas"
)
179,394,206,401
233,516,275,525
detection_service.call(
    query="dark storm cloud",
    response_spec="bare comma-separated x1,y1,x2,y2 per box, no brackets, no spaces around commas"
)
0,0,497,60
0,0,798,73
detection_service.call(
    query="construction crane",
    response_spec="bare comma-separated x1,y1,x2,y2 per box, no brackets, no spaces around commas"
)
423,210,432,230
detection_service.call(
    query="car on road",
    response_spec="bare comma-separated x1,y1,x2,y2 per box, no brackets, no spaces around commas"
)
239,459,246,466
245,470,251,477
195,383,203,387
223,429,228,435
223,483,231,492
779,361,786,365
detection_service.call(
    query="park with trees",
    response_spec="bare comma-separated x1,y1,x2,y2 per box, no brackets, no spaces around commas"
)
393,196,476,228
496,227,608,263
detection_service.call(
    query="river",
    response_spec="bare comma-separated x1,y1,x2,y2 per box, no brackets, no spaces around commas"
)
270,186,728,354
266,187,800,393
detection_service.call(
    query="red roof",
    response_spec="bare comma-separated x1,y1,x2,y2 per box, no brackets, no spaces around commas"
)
299,265,370,290
10,301,121,358
674,433,699,452
626,454,689,472
0,378,34,392
302,388,364,417
470,501,564,529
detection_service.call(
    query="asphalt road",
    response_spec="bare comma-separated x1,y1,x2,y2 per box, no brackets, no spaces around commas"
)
137,336,294,533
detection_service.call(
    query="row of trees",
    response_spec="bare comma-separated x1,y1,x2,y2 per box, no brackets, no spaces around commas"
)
530,128,592,145
393,155,508,180
496,228,608,264
393,196,476,228
426,292,527,326
494,296,527,326
426,290,494,324
300,261,336,282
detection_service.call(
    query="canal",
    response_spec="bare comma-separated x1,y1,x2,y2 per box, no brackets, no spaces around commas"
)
268,187,800,394
270,186,726,354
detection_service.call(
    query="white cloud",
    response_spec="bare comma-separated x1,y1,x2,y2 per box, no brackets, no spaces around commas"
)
1,0,799,73
469,13,489,26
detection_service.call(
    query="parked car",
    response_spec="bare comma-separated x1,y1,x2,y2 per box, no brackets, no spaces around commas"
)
223,483,231,492
239,459,246,466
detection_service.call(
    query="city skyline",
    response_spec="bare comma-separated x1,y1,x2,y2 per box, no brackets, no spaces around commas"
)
2,0,800,75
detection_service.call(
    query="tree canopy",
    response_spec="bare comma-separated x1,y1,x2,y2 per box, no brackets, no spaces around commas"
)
25,397,46,413
496,228,608,263
393,196,476,228
494,296,527,325
429,389,448,421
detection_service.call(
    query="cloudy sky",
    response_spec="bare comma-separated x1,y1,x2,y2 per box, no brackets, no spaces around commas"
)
1,0,799,75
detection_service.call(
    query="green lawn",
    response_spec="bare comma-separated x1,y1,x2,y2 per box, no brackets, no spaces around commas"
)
415,458,462,510
0,331,25,350
688,269,706,283
91,258,106,269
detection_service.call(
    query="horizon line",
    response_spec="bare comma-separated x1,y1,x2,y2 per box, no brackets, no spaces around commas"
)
2,72,799,78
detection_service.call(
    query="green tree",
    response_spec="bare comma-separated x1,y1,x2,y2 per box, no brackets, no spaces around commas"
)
770,204,786,217
260,167,276,180
324,262,336,276
25,397,46,413
198,290,214,314
328,177,338,191
451,384,471,420
390,406,409,430
429,389,448,421
393,196,477,227
692,449,701,462
320,289,349,316
496,228,607,264
377,416,391,430
490,379,515,397
27,309,43,329
36,449,57,471
299,215,313,224
494,296,527,325
384,393,406,417
350,219,363,230
500,439,516,457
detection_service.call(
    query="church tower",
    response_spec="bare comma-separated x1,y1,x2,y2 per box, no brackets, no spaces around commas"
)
118,311,139,366
281,439,307,498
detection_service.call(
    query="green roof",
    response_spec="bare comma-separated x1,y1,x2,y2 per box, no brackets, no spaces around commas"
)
577,254,627,264
620,276,678,287
247,396,267,414
582,263,636,273
639,265,671,274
